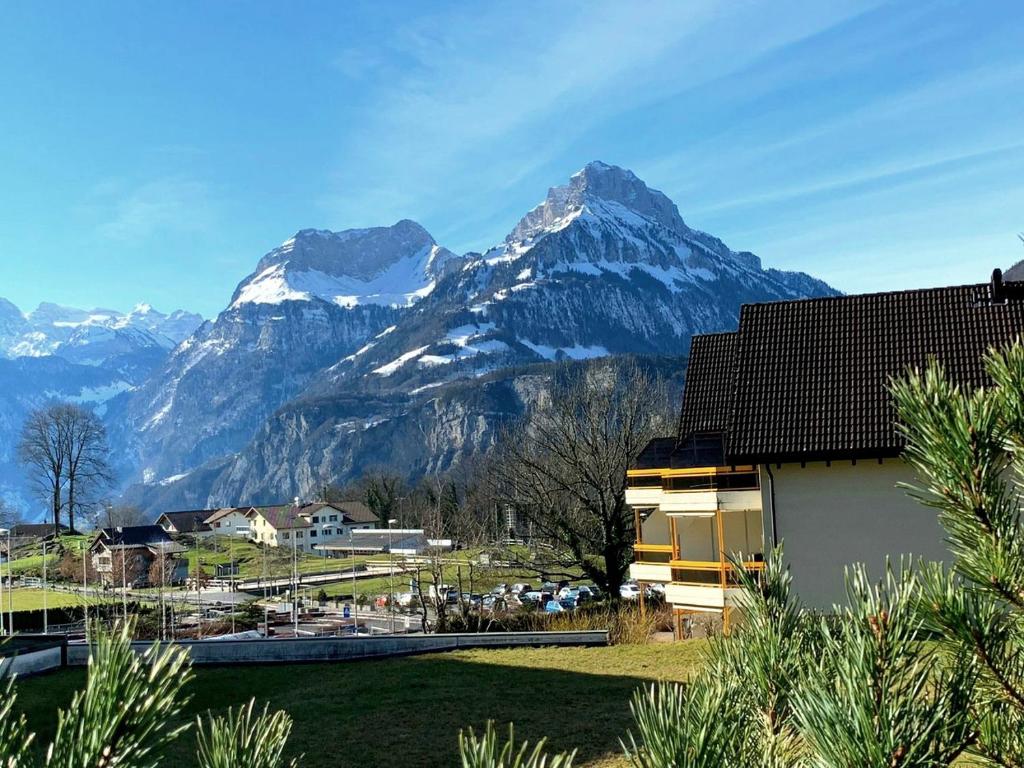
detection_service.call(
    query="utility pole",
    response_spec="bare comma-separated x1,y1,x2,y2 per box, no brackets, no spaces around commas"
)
159,542,166,641
0,527,7,636
230,536,236,635
349,528,357,633
81,540,89,640
42,539,48,635
195,535,202,639
5,528,12,635
387,518,397,634
121,548,128,624
292,496,300,635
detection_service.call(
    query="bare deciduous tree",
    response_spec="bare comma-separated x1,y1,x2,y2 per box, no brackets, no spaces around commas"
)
492,360,672,595
0,499,20,530
17,403,111,535
18,406,68,535
62,405,112,532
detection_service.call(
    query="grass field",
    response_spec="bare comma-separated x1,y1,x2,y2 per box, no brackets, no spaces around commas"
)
12,643,705,767
0,588,109,612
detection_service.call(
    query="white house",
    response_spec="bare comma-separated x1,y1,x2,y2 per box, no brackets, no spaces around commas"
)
247,501,378,553
629,270,1024,634
203,507,253,537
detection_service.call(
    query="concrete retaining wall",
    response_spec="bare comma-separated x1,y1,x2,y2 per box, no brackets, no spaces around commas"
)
0,642,64,677
66,631,608,666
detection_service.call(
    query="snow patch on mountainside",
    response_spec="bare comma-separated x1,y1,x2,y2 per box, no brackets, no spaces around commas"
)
373,346,431,376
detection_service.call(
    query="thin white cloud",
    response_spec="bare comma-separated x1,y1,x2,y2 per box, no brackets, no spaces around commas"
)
93,177,217,244
321,0,876,242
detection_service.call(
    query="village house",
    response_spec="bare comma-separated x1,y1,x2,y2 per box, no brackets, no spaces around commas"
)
202,507,253,537
247,501,378,553
629,270,1024,634
90,525,188,587
155,510,213,538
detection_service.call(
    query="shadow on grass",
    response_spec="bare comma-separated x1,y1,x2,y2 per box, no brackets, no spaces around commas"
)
12,648,692,767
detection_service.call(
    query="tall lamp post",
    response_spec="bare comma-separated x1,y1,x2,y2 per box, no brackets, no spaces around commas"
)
387,518,397,634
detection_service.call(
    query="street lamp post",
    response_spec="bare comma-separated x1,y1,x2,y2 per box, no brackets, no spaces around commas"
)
387,518,397,634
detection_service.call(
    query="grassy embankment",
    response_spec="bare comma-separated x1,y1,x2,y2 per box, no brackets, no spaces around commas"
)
13,642,703,768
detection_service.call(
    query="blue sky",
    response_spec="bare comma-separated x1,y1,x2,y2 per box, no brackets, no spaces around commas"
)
1,0,1022,318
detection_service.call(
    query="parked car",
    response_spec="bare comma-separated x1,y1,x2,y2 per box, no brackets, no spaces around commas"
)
510,583,532,595
396,592,417,608
541,581,559,593
583,584,604,600
557,586,575,599
620,583,641,600
491,584,509,595
645,583,666,598
544,599,565,613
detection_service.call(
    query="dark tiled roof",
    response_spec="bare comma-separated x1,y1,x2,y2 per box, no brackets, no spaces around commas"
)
156,510,213,533
9,523,71,538
96,525,174,548
677,277,1024,464
332,501,378,525
677,332,737,439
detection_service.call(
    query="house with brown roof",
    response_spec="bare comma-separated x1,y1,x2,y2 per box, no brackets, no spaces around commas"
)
247,501,378,553
90,525,188,586
202,507,253,537
155,510,214,538
629,270,1024,631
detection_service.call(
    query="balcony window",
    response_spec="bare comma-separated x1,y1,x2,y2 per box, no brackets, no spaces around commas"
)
664,472,759,492
628,474,663,489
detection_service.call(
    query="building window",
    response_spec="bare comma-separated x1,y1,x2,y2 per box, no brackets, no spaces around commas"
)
329,515,338,522
282,532,290,540
310,530,317,537
312,516,320,523
296,531,304,539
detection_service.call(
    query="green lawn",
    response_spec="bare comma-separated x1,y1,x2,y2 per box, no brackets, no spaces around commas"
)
180,536,376,578
12,643,705,767
1,588,109,612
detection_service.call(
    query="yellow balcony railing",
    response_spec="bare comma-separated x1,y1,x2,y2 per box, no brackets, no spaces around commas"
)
633,543,673,564
669,559,766,588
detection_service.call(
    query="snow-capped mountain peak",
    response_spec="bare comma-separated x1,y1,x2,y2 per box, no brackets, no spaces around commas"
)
507,160,686,245
0,299,203,360
231,220,458,310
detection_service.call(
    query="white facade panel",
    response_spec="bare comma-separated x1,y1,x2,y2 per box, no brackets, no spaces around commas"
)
764,459,948,608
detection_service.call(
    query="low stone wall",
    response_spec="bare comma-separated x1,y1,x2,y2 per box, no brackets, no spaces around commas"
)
66,631,608,666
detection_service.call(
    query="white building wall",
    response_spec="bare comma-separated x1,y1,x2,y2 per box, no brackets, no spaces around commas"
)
762,459,948,608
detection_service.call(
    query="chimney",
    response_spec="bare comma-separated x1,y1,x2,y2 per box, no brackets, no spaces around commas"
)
991,268,1005,304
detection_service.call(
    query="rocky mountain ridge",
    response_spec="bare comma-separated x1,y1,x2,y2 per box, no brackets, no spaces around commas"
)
112,161,838,513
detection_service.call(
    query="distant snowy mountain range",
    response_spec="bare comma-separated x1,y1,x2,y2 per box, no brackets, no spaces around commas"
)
3,162,838,517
